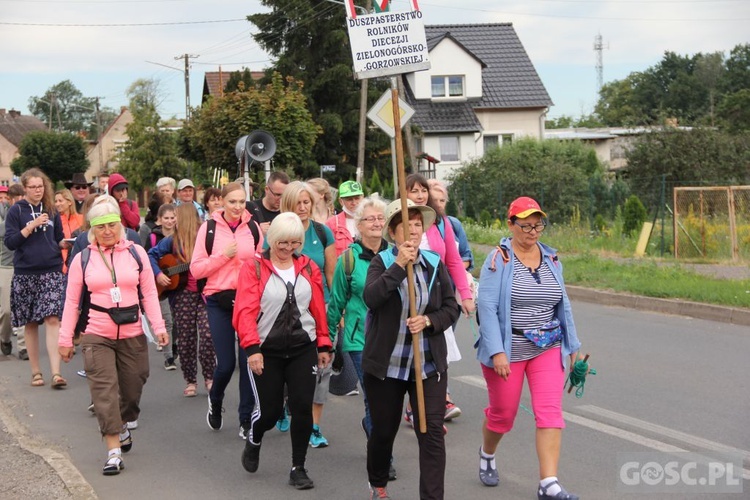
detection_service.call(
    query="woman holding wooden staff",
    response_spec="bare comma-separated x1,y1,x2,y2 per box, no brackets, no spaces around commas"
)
475,196,582,499
362,199,459,500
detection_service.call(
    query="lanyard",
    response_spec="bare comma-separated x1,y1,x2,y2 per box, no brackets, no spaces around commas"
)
97,244,118,286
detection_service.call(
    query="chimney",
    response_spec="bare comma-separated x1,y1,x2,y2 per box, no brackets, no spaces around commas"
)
8,109,20,118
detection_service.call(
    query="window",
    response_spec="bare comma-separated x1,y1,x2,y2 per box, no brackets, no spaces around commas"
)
502,134,513,145
439,137,460,161
483,135,499,151
431,76,464,98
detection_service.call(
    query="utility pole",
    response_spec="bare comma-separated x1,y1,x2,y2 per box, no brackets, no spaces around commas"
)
174,53,199,121
94,97,104,172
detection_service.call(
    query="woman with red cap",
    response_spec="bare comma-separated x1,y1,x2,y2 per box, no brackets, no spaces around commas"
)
106,173,140,231
475,196,582,500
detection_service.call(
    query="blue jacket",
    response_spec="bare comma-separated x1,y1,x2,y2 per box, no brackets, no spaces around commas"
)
475,237,581,369
448,215,473,271
4,200,64,274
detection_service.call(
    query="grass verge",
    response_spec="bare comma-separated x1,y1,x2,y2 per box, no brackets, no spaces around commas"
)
470,246,750,308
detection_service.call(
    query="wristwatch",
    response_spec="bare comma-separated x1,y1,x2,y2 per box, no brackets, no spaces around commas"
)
424,315,432,328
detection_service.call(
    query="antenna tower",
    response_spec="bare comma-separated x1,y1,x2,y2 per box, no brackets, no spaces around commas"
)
594,33,609,92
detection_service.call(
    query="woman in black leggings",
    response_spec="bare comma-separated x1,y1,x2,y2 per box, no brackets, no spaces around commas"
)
233,212,331,490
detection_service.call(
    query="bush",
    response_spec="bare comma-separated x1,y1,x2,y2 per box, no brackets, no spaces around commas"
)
623,195,647,234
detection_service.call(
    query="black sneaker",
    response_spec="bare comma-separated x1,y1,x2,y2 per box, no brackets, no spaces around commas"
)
206,396,223,430
1,341,11,355
18,349,28,361
239,421,251,440
242,441,261,472
388,461,397,481
289,466,314,490
164,358,177,371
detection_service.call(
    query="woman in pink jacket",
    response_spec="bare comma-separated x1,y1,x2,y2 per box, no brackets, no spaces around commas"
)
58,196,169,476
403,173,476,425
190,182,264,438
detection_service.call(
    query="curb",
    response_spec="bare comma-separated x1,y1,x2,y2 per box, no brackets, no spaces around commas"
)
566,285,750,327
0,393,98,500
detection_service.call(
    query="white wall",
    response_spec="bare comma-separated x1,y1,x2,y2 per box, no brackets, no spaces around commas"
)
407,38,483,100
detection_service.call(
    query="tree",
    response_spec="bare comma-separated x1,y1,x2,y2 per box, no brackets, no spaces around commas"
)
622,195,647,234
247,2,392,184
717,89,750,132
184,73,321,178
117,80,185,192
447,138,608,221
694,52,725,126
10,131,88,182
625,128,750,207
225,69,258,93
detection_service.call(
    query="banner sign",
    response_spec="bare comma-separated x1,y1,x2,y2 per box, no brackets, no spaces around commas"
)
347,10,430,79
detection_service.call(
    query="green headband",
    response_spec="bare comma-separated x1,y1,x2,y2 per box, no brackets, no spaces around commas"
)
90,213,121,227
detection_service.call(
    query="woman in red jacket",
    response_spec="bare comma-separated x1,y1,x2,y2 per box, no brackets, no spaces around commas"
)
233,212,331,490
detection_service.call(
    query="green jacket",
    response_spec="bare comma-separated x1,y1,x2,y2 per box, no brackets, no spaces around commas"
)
327,239,388,352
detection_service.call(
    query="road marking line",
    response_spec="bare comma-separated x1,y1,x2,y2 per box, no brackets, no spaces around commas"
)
575,404,750,464
454,375,750,479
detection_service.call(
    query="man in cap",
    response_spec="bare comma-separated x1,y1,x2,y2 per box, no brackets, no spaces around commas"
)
65,173,94,214
175,179,207,220
107,173,141,230
326,180,364,257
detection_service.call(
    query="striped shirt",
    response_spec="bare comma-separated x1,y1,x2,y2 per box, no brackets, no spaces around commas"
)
386,253,437,381
509,255,562,362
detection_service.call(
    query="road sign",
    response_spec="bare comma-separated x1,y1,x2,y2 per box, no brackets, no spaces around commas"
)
320,164,336,173
347,10,430,79
367,90,415,138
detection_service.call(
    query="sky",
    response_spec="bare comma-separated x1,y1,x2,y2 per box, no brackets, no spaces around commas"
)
1,0,748,123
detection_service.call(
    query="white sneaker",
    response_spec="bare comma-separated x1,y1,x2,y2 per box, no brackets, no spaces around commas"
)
126,420,138,430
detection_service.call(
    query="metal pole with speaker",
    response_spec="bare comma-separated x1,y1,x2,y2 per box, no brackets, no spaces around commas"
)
234,130,276,201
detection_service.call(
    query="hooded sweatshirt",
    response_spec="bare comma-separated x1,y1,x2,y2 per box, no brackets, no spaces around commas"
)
107,173,141,230
4,199,64,274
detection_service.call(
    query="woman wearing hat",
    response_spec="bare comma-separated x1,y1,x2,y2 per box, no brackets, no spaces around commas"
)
475,197,582,499
326,180,364,257
107,173,140,231
64,173,93,214
363,199,460,500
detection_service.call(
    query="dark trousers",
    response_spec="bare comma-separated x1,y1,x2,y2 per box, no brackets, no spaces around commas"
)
364,371,448,499
82,334,150,436
206,297,253,423
248,343,317,467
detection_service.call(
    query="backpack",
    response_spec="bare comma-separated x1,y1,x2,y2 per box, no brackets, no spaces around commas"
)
310,220,329,247
341,247,356,300
75,246,144,335
204,218,262,255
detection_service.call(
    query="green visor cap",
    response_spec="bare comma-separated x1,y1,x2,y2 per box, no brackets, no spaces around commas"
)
339,180,364,198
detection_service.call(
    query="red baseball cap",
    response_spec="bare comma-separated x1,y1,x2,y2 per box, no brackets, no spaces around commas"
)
0,186,8,193
508,196,547,219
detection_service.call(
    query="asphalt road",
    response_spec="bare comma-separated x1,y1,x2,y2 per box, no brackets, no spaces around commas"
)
0,301,748,499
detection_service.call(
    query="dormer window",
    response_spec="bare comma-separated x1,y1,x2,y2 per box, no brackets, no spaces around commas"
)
431,76,464,98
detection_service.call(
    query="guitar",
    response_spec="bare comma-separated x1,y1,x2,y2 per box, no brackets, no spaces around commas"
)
156,254,190,297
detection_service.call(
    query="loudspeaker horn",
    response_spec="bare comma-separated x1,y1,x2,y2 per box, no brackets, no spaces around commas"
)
235,130,276,164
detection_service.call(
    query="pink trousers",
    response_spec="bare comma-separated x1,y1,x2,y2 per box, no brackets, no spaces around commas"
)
482,347,566,433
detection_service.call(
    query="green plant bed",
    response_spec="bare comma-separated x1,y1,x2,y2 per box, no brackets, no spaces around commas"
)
563,254,750,308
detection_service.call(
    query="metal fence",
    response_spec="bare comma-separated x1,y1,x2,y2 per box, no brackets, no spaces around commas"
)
673,186,750,261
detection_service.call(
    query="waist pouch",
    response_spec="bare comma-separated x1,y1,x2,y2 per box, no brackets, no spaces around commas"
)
90,303,140,325
213,290,237,311
518,318,562,348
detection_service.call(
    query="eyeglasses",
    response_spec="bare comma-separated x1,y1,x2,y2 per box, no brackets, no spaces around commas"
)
72,185,89,190
266,187,284,198
360,215,385,224
276,240,302,249
26,184,44,190
515,221,546,233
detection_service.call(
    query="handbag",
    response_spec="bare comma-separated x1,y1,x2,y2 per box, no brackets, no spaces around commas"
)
520,318,562,348
213,290,237,311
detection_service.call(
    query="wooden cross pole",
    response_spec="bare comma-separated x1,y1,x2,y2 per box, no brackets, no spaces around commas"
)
390,76,427,434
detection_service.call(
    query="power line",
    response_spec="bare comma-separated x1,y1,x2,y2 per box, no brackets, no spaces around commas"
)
0,19,245,27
